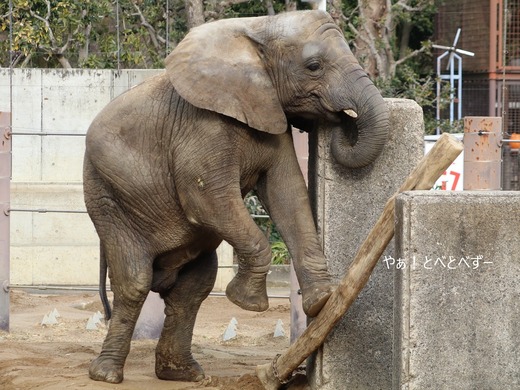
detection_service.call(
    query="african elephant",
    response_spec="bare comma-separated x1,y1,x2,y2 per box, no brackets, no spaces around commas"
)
84,10,389,384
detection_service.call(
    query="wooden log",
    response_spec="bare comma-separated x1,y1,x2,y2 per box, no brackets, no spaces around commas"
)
256,133,464,390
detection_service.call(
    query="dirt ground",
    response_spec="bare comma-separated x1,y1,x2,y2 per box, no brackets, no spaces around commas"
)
0,289,307,390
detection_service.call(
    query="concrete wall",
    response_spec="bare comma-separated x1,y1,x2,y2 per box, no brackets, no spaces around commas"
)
307,96,519,389
307,99,425,389
0,68,233,288
1,68,163,182
9,183,98,285
394,191,520,389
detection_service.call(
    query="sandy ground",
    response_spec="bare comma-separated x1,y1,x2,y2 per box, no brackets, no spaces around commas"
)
0,289,306,390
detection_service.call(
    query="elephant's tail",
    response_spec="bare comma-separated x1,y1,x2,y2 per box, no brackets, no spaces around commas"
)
99,246,112,321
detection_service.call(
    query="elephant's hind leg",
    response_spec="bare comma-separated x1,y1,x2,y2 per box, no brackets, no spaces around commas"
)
89,242,153,384
155,251,218,381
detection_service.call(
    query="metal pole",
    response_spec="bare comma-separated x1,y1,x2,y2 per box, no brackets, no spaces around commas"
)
116,0,121,71
449,54,455,124
502,0,509,135
436,55,442,135
165,0,170,54
0,112,11,332
9,0,13,68
458,55,462,121
8,208,87,214
9,132,86,137
2,0,13,332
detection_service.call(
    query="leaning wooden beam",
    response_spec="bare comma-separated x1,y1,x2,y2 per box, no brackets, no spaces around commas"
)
256,133,464,389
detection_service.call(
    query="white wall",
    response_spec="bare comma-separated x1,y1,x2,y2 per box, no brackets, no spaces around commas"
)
0,68,233,288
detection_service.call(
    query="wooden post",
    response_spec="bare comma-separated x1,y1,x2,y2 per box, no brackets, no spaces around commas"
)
256,133,464,389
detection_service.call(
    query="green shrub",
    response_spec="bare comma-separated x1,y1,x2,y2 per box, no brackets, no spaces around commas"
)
244,191,291,265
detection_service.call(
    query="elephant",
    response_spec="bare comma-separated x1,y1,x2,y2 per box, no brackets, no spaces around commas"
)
83,10,389,384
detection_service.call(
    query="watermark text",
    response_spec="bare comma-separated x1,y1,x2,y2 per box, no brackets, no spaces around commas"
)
383,255,493,270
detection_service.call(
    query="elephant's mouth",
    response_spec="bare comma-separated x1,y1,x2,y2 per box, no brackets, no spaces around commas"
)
287,110,359,144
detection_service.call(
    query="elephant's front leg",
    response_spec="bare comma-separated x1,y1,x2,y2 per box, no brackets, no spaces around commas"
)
219,197,272,312
155,251,217,381
224,233,271,312
180,186,271,312
256,146,333,317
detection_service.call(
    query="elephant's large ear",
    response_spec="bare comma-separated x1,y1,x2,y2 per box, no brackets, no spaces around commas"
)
165,18,287,134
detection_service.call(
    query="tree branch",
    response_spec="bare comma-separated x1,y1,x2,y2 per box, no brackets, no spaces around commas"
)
206,0,261,21
394,0,432,13
132,2,160,49
11,51,25,67
29,0,57,48
384,0,393,33
79,23,92,63
284,0,296,12
185,0,205,28
216,0,252,8
352,8,385,77
20,53,32,67
394,44,429,67
29,0,73,68
78,9,91,63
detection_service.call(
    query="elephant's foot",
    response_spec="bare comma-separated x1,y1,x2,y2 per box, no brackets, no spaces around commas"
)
156,353,206,382
226,270,268,312
89,355,124,384
301,281,333,317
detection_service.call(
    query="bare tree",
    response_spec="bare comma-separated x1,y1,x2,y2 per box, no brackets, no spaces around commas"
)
285,0,297,12
132,2,177,50
345,0,431,80
185,0,205,28
29,0,75,68
266,0,276,15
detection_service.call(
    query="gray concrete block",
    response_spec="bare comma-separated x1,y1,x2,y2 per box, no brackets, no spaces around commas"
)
394,191,520,390
307,98,424,389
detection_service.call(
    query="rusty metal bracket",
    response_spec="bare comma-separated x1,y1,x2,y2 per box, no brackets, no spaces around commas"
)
477,130,505,149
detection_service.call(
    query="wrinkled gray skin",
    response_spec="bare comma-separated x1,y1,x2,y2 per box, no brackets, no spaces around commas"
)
84,10,389,384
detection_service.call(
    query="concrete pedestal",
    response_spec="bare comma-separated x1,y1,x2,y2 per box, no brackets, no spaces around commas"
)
394,191,520,389
307,99,424,389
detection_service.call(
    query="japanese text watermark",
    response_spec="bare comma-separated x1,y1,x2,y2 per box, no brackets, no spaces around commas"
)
383,255,493,270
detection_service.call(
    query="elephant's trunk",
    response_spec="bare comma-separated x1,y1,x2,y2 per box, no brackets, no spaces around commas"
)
330,78,389,169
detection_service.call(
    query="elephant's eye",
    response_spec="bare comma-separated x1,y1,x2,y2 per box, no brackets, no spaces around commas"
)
306,61,322,72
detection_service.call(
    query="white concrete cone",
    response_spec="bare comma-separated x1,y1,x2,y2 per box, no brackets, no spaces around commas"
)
41,311,58,326
86,315,98,330
223,317,238,341
273,319,285,338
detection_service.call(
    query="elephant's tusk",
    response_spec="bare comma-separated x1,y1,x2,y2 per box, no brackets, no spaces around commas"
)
343,109,358,119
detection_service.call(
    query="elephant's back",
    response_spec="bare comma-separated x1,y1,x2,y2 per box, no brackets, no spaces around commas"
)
85,71,207,150
87,72,171,133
